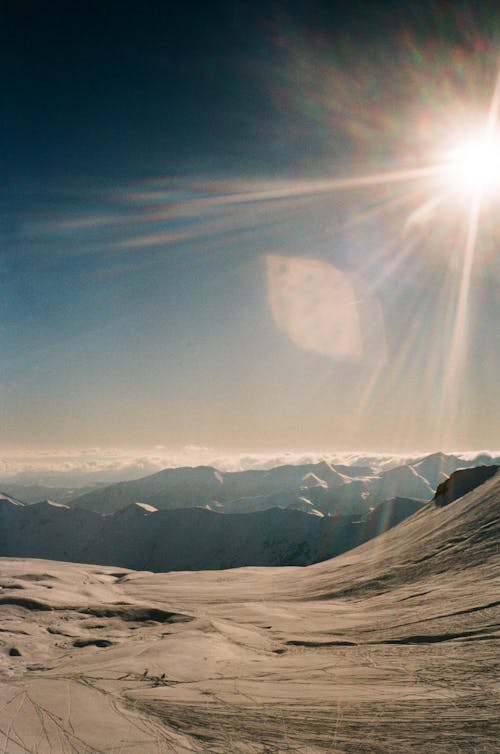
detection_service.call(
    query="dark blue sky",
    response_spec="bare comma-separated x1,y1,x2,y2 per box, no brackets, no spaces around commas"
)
4,1,484,180
1,1,499,453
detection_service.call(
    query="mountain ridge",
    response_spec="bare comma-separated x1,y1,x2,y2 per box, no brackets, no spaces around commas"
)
66,458,435,516
1,461,498,753
0,494,425,571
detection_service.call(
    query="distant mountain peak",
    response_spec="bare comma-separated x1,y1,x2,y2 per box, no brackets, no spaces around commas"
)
301,472,328,488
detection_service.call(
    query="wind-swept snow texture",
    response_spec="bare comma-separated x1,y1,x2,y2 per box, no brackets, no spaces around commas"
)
0,467,499,752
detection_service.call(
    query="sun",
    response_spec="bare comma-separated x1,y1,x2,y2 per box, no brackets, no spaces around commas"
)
445,130,500,198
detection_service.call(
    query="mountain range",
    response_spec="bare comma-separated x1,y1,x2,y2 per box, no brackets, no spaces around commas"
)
1,463,498,752
46,452,474,513
0,494,424,571
1,462,498,572
2,451,498,515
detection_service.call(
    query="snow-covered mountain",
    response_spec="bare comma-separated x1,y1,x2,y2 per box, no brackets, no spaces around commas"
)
66,457,437,516
0,495,424,571
0,464,498,753
4,452,498,517
410,451,466,488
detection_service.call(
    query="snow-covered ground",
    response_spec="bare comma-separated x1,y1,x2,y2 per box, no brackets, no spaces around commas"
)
0,467,498,752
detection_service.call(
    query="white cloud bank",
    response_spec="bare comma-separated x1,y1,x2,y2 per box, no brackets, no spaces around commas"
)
1,446,499,488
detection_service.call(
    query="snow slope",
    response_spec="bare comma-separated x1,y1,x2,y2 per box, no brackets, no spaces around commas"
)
0,468,498,752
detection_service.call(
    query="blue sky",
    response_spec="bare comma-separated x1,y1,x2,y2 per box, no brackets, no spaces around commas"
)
1,2,499,453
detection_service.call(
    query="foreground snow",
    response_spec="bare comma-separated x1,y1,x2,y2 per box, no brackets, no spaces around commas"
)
0,470,499,753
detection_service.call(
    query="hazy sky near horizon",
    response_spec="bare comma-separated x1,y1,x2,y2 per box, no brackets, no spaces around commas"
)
1,1,499,454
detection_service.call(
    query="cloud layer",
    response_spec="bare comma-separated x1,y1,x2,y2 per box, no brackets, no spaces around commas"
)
1,446,499,488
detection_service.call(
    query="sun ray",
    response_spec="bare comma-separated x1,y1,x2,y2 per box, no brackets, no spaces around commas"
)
438,62,500,447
